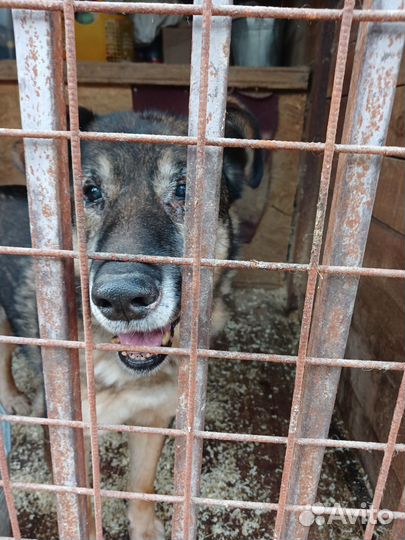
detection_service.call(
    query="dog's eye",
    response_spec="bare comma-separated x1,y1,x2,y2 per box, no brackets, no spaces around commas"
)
83,184,103,204
175,183,186,200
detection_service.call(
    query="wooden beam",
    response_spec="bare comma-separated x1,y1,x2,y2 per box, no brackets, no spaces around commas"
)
0,60,309,90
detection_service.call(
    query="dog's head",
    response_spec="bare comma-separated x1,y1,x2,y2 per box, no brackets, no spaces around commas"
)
77,106,262,376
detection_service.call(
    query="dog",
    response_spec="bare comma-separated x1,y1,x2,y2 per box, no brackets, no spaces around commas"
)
0,103,262,540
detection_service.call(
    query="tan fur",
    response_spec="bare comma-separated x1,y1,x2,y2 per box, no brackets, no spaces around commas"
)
0,315,30,415
81,288,226,539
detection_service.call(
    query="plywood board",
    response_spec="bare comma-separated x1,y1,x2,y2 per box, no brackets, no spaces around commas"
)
234,92,307,289
373,157,405,236
345,217,405,365
77,86,133,115
0,85,133,187
0,84,24,186
0,61,310,91
386,84,404,148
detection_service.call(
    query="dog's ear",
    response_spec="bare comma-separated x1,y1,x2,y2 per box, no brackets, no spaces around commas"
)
11,106,96,174
67,105,97,131
223,100,264,202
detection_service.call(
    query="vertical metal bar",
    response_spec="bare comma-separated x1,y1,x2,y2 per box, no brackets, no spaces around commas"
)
63,0,104,538
171,0,231,538
274,2,355,537
390,484,405,539
287,17,336,312
12,10,88,540
278,2,405,539
364,371,405,539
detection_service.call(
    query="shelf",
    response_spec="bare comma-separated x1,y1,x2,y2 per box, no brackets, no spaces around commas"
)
0,60,309,91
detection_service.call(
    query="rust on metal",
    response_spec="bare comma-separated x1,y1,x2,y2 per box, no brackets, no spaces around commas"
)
12,8,88,538
276,2,405,539
171,0,232,538
63,0,104,537
2,125,405,160
2,413,405,454
390,485,405,539
1,245,405,281
0,0,404,537
0,332,405,374
0,0,405,22
274,1,356,538
364,370,405,539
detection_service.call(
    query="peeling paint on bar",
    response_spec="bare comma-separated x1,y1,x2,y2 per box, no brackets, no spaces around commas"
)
11,9,88,539
0,0,403,538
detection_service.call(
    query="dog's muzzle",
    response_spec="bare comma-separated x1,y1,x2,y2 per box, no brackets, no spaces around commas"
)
112,319,179,373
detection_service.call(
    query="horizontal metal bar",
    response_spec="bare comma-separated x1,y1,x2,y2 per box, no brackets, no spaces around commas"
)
0,0,404,21
3,413,404,454
1,126,404,159
0,333,404,371
0,480,182,503
1,479,404,518
0,245,404,280
193,497,405,518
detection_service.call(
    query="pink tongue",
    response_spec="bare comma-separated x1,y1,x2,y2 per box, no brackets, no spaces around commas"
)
118,325,170,347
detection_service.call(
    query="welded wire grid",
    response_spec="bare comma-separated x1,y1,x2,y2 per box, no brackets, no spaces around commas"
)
0,2,403,540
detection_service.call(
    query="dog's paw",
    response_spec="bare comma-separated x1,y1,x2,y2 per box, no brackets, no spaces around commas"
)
2,391,31,415
129,514,165,540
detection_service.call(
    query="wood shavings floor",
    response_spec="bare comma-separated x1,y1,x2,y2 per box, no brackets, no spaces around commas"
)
8,288,389,539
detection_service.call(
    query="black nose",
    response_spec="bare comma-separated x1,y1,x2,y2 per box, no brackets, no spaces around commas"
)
91,272,160,321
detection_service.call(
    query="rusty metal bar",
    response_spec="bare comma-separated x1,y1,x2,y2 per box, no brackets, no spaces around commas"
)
2,475,405,522
11,9,88,540
364,370,405,539
1,245,405,281
62,0,104,537
277,2,405,539
0,0,405,22
390,484,405,539
2,413,405,453
2,125,405,159
171,0,231,538
1,331,405,373
274,1,356,537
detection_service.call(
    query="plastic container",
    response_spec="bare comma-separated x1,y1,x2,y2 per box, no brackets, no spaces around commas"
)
231,18,282,67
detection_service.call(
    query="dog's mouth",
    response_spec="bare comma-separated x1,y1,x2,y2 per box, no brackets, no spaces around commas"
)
112,319,179,373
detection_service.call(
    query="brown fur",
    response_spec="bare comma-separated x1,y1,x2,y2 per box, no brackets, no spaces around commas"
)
0,105,262,540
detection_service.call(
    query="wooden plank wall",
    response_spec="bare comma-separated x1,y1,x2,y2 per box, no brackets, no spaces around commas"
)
0,82,134,186
336,51,405,510
285,1,404,508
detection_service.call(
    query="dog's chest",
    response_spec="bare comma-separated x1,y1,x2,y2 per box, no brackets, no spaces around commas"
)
79,348,178,426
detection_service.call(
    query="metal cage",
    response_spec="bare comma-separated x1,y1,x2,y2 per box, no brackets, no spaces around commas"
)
0,1,404,539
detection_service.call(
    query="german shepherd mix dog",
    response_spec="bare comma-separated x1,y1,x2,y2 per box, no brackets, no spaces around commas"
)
0,103,262,539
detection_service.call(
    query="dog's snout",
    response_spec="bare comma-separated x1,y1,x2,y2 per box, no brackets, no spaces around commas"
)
92,272,160,321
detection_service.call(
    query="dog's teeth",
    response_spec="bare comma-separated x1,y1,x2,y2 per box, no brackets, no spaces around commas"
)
121,351,128,357
162,330,171,346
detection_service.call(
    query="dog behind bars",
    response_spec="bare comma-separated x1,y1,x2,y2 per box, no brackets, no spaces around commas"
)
0,102,262,540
